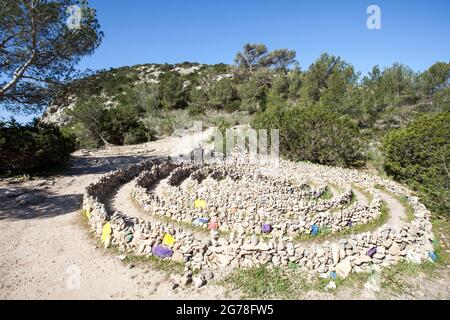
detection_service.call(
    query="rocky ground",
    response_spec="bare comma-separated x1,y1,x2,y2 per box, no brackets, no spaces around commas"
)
0,131,449,300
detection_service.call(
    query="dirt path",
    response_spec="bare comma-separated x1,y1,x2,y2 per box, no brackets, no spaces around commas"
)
352,188,369,206
107,177,211,243
107,178,150,222
378,191,407,228
351,187,406,227
0,130,234,300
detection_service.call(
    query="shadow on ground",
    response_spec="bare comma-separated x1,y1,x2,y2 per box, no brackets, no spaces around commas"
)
0,189,82,221
63,156,151,176
0,155,156,221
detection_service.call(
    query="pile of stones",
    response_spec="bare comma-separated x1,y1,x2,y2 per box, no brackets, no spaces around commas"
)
82,153,435,287
132,162,383,237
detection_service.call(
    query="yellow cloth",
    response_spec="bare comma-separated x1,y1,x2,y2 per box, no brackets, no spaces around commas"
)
101,222,112,243
85,209,91,219
194,199,206,209
162,233,176,246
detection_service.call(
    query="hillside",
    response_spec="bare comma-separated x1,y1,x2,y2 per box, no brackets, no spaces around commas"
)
42,62,235,126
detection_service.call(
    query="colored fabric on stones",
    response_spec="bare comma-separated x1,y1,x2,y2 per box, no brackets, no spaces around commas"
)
193,218,209,226
101,222,112,243
428,251,437,262
153,245,173,258
311,224,319,236
208,221,219,230
262,224,272,233
194,199,207,209
162,233,176,246
367,247,377,258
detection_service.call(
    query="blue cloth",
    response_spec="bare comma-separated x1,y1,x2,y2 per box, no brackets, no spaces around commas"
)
428,251,437,262
193,218,209,226
311,224,319,236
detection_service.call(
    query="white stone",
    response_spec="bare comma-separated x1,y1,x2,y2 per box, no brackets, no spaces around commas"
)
335,259,352,279
325,281,337,291
331,244,340,264
406,251,421,264
353,255,372,266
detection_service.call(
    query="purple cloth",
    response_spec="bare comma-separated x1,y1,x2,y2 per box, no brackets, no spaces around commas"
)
262,224,272,233
367,247,377,258
153,245,173,258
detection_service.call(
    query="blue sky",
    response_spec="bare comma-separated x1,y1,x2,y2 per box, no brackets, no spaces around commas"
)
2,0,450,122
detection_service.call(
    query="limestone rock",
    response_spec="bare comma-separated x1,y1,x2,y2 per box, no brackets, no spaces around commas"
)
336,259,352,279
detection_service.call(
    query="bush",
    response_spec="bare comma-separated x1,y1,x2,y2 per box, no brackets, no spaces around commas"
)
188,88,208,116
382,112,450,218
207,78,239,111
252,105,366,167
60,123,99,149
159,72,187,110
66,96,109,148
123,125,152,145
0,120,76,175
68,97,151,147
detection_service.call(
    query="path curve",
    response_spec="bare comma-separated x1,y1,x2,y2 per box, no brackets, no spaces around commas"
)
379,191,407,228
107,178,211,242
0,130,230,300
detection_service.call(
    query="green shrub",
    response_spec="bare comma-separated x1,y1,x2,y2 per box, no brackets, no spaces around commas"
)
252,105,366,167
60,123,99,149
382,112,450,218
188,88,208,116
207,78,239,111
159,72,187,110
123,125,152,145
68,97,152,147
0,120,76,175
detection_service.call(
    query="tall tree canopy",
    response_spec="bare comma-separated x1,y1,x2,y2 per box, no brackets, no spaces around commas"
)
299,53,357,107
420,62,450,97
0,0,103,113
234,43,297,77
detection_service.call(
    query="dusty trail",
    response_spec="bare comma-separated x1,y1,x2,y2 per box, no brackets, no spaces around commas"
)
378,191,407,227
108,177,211,243
352,188,369,206
107,178,150,222
0,131,232,300
351,187,406,228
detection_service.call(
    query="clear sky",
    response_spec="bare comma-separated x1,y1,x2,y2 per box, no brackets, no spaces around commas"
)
2,0,450,122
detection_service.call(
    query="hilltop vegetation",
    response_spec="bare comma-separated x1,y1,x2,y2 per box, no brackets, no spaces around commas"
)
43,46,449,144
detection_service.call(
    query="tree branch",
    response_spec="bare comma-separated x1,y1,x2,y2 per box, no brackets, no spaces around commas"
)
0,32,18,49
20,75,62,85
442,154,450,179
0,0,37,97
